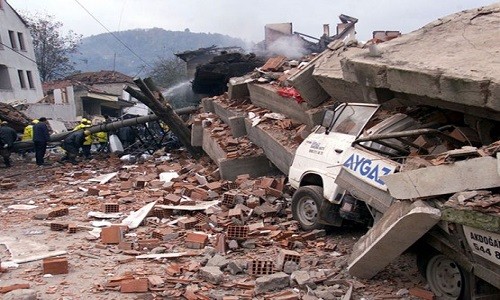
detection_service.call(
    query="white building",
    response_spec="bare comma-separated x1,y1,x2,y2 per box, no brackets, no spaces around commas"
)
0,0,43,104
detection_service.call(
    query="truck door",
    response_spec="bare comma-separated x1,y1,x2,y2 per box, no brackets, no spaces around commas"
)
323,104,380,202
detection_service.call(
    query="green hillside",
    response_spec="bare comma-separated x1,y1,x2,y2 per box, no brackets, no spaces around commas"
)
71,28,248,76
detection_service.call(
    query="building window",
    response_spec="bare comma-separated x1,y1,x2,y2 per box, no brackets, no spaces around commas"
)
18,70,26,88
8,30,18,50
61,87,69,103
26,70,35,89
0,0,3,10
0,65,12,89
17,32,26,51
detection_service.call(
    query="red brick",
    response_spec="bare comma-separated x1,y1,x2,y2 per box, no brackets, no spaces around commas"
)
103,203,120,213
222,192,237,208
137,239,160,250
246,196,260,209
101,225,125,244
228,207,243,219
248,260,274,275
87,186,100,196
276,249,301,270
118,172,131,181
152,228,174,241
194,212,209,223
205,181,222,192
118,241,135,250
256,177,275,189
42,256,68,275
147,275,164,287
149,180,164,188
164,193,181,205
120,278,148,293
178,217,198,229
48,207,69,218
409,287,435,300
0,283,30,293
50,222,68,231
165,263,182,276
194,222,210,231
120,180,134,190
185,232,208,249
190,188,209,201
150,190,164,197
68,223,78,234
99,190,113,197
135,177,148,189
150,207,171,219
227,225,249,240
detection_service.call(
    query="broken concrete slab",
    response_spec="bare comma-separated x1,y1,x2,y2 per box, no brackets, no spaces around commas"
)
219,156,276,181
327,4,500,120
228,75,253,100
199,266,224,284
0,236,66,264
244,118,295,175
228,115,247,138
202,127,277,180
382,156,500,200
213,100,244,125
287,57,331,107
247,83,323,128
206,254,229,268
254,272,290,295
312,46,368,104
191,120,204,147
3,288,37,300
348,200,441,279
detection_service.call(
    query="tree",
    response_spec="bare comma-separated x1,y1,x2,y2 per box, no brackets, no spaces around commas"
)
148,57,188,89
22,13,82,82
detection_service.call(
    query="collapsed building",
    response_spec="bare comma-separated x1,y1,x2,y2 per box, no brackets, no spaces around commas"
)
1,3,499,300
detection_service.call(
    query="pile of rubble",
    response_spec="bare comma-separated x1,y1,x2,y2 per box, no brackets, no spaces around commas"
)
0,152,426,299
0,102,31,132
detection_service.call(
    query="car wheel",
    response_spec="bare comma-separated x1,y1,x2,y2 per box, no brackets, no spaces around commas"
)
423,254,469,299
292,185,325,231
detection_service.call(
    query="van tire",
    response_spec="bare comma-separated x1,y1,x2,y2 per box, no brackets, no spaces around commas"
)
418,250,470,299
292,185,325,231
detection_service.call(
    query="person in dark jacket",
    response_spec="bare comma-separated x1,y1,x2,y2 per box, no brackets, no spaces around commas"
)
117,126,136,150
32,117,51,166
61,130,88,164
0,120,18,167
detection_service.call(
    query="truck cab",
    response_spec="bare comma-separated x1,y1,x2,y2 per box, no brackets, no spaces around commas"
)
289,103,403,229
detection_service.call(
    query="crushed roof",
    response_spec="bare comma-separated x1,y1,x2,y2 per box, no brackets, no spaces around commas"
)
64,70,134,85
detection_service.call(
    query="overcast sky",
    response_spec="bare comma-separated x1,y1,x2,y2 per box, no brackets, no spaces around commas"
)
8,0,499,43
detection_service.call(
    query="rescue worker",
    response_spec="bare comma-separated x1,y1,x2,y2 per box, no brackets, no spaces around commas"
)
32,117,51,166
0,120,19,168
73,118,93,159
61,130,89,164
95,131,108,153
22,119,39,141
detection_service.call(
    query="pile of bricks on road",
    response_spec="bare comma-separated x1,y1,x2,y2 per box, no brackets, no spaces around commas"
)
0,152,424,299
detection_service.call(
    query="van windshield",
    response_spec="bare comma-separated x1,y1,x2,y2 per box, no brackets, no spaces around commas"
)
330,105,378,136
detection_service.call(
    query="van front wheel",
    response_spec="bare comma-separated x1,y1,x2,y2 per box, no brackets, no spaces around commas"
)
292,186,325,231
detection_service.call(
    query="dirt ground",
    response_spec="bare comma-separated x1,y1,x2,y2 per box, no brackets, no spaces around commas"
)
0,152,430,300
